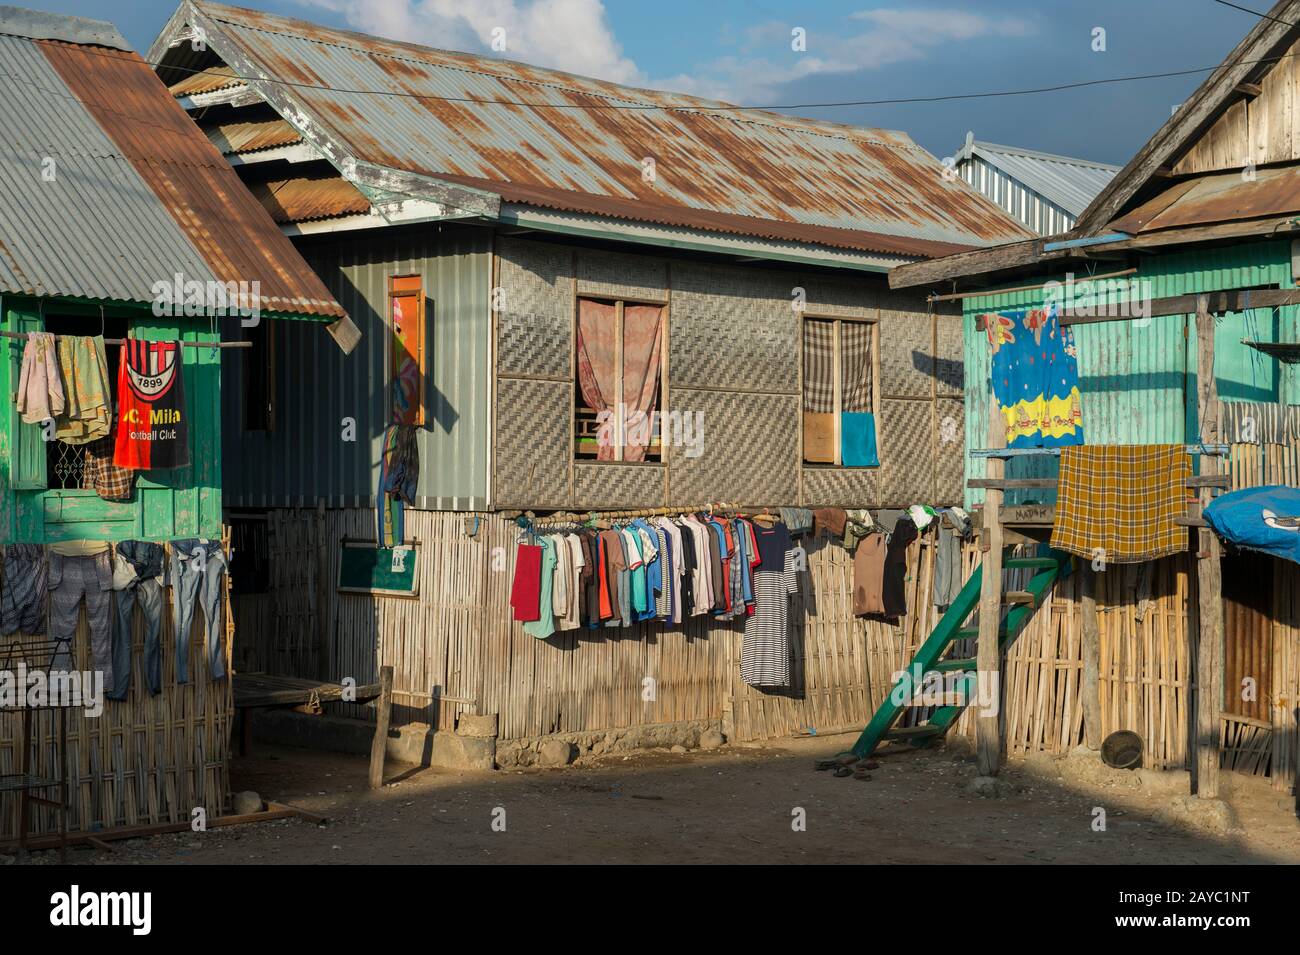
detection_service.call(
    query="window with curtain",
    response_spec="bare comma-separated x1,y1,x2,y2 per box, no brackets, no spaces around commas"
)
802,316,876,467
575,296,664,462
389,274,426,426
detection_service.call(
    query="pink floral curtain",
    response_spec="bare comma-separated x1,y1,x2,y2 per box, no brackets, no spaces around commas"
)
576,299,663,461
621,304,663,462
577,299,619,460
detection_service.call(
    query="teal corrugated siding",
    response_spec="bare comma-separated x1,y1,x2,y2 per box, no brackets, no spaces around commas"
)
962,240,1297,506
223,225,492,510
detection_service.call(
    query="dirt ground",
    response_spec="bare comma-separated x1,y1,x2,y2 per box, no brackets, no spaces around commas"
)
23,733,1300,864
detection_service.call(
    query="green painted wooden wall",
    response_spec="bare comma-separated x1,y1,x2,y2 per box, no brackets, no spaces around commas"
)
961,239,1299,506
0,296,222,543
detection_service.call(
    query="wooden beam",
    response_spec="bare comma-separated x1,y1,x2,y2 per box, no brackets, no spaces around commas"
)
1194,296,1225,800
976,400,1005,777
944,267,1136,305
1061,288,1300,326
1235,81,1264,98
968,477,1056,489
1080,566,1103,751
888,236,1046,290
369,665,395,790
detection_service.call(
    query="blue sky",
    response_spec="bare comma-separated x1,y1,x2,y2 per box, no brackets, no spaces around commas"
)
34,0,1269,165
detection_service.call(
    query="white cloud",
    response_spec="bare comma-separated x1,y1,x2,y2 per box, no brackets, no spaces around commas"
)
291,2,1036,106
294,0,643,86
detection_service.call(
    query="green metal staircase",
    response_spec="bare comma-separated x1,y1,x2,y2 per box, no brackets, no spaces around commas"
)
845,548,1070,760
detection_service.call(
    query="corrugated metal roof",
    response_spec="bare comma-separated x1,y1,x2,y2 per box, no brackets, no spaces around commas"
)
0,12,344,318
169,61,240,96
957,138,1120,217
164,1,1032,259
205,116,301,154
1109,163,1300,234
250,174,370,222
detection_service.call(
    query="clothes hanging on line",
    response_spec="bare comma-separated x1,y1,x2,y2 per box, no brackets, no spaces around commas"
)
15,332,64,425
170,538,229,685
56,335,112,446
510,543,543,622
983,302,1083,448
48,547,113,686
109,540,165,701
82,434,135,501
881,515,919,621
509,512,781,641
852,532,887,617
933,507,973,610
1050,444,1191,563
114,338,189,467
1,544,48,636
741,522,801,689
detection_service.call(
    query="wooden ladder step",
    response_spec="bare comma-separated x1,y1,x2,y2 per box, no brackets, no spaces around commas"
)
930,657,976,673
1003,590,1036,606
957,625,1008,640
884,725,944,741
1003,557,1060,570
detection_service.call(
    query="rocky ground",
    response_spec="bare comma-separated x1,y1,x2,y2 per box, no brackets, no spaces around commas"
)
11,732,1299,865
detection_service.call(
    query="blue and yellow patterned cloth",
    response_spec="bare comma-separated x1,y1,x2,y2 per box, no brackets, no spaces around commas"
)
983,302,1084,448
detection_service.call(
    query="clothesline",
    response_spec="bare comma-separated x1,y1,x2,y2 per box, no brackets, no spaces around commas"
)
527,502,754,526
0,330,251,349
970,443,1230,458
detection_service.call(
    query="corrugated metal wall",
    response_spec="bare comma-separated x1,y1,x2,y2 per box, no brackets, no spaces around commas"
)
963,239,1298,506
958,156,1075,237
222,224,492,509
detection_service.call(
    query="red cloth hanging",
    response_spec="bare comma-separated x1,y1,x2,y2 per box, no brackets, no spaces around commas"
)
510,543,543,622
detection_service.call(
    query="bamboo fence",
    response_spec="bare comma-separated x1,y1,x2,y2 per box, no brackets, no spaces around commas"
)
230,510,1300,788
1,538,234,841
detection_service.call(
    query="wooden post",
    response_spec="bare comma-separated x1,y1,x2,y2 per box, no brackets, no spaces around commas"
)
977,400,1005,777
315,500,330,681
1080,566,1103,751
1194,298,1224,799
368,665,394,790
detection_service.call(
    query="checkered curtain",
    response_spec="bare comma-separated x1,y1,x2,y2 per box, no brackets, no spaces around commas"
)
840,321,873,413
803,319,834,413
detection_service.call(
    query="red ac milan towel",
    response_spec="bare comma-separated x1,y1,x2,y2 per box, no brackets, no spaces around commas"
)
113,339,190,470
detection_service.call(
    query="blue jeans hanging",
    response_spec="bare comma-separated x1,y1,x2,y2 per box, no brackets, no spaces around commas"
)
170,539,229,684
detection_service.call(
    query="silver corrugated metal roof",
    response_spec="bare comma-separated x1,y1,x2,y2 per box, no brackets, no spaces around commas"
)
0,32,215,302
0,7,345,318
954,134,1120,217
150,1,1033,259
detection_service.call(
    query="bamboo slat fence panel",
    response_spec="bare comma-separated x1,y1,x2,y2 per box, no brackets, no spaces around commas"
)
2,540,234,840
230,510,1300,779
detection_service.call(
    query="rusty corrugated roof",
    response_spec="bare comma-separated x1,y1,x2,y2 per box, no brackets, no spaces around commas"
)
205,116,302,154
170,61,241,96
250,174,371,223
1108,164,1300,234
166,1,1031,258
28,35,343,318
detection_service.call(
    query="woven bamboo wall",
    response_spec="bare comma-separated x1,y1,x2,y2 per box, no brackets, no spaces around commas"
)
1,565,234,840
491,237,965,512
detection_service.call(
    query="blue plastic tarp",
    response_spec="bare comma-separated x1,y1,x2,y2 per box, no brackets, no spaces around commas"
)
1203,484,1300,565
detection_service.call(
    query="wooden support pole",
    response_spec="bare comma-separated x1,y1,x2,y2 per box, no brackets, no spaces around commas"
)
1080,566,1103,751
977,400,1005,777
1194,297,1225,800
369,665,395,790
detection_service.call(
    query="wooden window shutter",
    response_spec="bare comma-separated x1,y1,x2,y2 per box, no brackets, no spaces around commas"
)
6,306,47,490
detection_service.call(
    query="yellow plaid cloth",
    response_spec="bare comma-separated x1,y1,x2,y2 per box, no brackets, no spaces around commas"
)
1050,445,1192,563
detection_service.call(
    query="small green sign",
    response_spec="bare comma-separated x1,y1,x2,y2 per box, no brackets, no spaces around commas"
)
337,542,419,597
